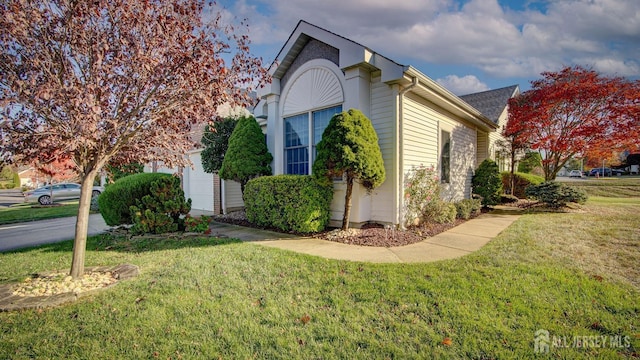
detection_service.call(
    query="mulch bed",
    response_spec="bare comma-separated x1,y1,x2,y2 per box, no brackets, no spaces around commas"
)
212,211,479,247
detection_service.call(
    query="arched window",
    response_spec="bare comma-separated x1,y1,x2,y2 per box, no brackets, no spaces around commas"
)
281,60,345,175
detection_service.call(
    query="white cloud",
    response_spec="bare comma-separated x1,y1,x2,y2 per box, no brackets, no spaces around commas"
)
211,0,640,80
436,75,489,95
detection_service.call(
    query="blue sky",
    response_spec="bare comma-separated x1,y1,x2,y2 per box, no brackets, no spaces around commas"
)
211,0,639,95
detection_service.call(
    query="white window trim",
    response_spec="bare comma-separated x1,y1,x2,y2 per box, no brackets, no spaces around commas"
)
284,104,342,175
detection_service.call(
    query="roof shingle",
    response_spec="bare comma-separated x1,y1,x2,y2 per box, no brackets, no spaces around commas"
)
459,85,519,124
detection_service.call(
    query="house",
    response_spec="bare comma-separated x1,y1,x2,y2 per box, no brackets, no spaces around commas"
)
146,102,249,215
247,20,518,227
17,167,37,188
459,85,520,172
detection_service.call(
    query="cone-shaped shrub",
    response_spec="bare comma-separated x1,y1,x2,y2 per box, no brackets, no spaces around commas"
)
313,109,385,230
219,115,272,195
472,159,502,207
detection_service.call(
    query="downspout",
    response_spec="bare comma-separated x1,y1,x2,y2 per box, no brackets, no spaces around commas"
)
396,76,418,229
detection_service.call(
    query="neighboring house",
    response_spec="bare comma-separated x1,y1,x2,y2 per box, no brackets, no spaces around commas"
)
459,85,520,172
248,20,518,227
17,167,37,188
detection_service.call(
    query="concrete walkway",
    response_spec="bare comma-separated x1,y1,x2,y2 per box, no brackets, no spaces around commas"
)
210,207,522,263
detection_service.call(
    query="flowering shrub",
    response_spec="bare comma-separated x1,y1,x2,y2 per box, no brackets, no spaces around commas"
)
184,215,211,233
404,165,441,225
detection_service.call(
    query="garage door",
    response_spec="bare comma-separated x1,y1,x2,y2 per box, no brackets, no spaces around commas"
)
185,153,214,212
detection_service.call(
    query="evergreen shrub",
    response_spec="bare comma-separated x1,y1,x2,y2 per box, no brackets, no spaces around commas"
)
99,172,173,226
525,182,588,208
472,159,502,207
501,172,545,198
129,176,191,235
244,175,333,233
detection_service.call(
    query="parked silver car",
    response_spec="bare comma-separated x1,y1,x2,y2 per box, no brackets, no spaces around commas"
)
569,170,583,178
24,183,104,205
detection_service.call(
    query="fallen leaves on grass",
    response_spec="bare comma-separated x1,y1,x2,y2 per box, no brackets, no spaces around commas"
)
300,314,311,325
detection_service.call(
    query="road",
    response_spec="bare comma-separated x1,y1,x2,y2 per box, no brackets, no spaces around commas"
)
0,188,24,208
0,188,109,251
0,213,109,252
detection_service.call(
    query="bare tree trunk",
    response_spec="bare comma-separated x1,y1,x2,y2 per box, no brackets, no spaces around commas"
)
342,174,354,231
69,171,98,279
510,150,516,196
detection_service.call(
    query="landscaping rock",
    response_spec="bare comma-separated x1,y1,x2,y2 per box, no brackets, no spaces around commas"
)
0,264,139,312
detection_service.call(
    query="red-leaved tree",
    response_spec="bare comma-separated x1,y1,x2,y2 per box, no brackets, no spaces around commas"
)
506,66,639,180
32,150,77,185
0,0,267,277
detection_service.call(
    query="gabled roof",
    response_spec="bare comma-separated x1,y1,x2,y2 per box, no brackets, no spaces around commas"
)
267,20,405,82
260,20,507,132
459,85,519,124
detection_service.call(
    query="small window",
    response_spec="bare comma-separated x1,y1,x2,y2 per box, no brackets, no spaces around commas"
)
441,130,451,183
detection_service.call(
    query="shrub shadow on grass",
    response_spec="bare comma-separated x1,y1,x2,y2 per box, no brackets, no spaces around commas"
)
94,234,242,253
2,234,242,255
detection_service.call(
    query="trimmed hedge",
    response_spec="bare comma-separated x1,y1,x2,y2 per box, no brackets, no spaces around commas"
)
501,172,545,198
99,172,174,226
244,175,333,233
525,181,588,208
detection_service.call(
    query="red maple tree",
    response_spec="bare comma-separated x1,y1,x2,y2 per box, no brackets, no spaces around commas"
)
0,0,267,277
506,66,639,180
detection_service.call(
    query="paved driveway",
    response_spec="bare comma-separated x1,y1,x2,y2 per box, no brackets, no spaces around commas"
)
0,214,109,252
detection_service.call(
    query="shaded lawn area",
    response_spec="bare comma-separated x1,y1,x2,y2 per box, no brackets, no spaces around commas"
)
0,199,638,359
0,202,79,225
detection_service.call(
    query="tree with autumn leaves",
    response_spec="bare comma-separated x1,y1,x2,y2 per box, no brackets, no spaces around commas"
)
505,66,639,181
0,0,267,278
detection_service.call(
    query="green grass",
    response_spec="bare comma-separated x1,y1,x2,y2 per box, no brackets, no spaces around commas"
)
0,202,80,225
1,201,639,359
558,177,640,198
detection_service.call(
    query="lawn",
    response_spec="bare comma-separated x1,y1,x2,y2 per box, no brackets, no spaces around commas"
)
558,176,640,198
0,202,80,225
0,199,638,359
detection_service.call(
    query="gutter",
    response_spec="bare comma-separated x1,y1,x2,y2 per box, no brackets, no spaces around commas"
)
396,76,418,228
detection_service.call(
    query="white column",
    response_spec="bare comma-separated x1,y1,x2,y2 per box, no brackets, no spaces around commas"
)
265,93,281,174
343,67,371,117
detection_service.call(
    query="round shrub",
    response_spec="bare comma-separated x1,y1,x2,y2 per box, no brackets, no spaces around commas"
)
244,175,333,233
99,172,174,226
525,181,588,208
501,171,545,198
129,176,191,235
404,165,440,227
424,201,456,224
455,198,482,219
472,159,502,207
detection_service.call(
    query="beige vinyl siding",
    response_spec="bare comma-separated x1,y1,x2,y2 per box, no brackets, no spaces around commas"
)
477,131,489,165
402,93,439,172
441,118,477,201
223,180,244,213
488,107,509,171
368,76,397,223
402,92,477,202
